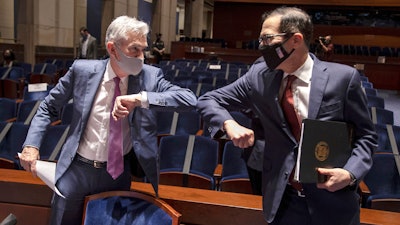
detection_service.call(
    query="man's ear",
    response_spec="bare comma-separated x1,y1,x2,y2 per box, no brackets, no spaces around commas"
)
292,33,303,47
107,42,117,59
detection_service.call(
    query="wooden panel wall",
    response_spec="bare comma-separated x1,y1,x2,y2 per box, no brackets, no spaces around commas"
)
213,3,400,49
214,0,400,7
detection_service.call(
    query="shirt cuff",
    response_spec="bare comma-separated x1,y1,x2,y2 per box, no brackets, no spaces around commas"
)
140,91,149,108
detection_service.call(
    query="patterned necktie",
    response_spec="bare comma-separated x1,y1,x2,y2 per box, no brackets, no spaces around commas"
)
281,75,300,141
107,77,124,179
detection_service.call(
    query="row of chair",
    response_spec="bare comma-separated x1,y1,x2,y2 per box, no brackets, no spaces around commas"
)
332,44,400,57
359,76,400,212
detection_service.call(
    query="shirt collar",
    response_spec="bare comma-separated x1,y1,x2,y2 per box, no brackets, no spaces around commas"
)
105,61,129,85
283,54,313,84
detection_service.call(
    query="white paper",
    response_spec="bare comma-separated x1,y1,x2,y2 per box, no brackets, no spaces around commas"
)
18,153,65,198
35,160,65,198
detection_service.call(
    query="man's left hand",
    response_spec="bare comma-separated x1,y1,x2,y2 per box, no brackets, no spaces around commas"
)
316,168,352,192
112,94,142,120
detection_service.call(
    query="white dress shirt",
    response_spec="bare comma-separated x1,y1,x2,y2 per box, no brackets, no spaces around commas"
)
77,62,132,162
279,54,314,122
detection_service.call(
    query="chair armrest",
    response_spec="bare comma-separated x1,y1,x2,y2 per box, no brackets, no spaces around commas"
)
6,118,16,123
51,120,61,126
213,164,222,178
358,180,371,208
359,180,371,194
0,158,15,169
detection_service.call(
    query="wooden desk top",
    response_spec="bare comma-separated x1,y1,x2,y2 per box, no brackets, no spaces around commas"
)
1,169,400,225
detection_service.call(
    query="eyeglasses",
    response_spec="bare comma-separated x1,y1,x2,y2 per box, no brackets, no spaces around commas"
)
258,33,292,45
115,42,147,57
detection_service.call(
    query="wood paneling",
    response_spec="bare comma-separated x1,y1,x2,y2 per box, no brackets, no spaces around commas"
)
214,0,400,7
2,169,400,225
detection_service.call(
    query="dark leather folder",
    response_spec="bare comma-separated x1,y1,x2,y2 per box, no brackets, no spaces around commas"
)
294,119,353,183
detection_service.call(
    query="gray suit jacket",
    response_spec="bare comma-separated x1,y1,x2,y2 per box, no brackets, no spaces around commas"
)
79,35,97,59
197,54,377,224
23,59,197,194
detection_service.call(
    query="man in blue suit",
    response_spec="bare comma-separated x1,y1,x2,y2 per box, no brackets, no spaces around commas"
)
19,16,197,225
197,7,377,225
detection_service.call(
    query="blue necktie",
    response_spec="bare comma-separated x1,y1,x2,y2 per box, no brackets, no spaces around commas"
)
107,77,123,179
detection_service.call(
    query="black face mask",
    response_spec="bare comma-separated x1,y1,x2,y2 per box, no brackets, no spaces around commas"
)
259,39,294,70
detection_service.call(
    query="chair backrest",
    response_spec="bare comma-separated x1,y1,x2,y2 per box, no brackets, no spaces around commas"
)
0,79,20,99
374,124,394,153
39,125,69,161
0,122,30,167
221,141,248,179
369,107,394,125
219,141,252,194
23,85,52,101
188,83,214,97
159,135,219,189
363,153,400,206
0,98,17,122
29,74,54,85
0,67,25,81
367,95,385,109
156,111,201,136
33,63,57,76
171,75,197,88
363,87,377,96
16,100,41,124
82,190,181,225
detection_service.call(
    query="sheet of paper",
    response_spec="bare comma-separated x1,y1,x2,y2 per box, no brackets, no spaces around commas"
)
36,160,65,198
18,153,65,198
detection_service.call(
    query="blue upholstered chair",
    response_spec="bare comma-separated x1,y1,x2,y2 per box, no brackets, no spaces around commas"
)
188,83,214,97
374,124,392,153
82,191,181,225
0,67,25,81
0,122,30,169
33,63,58,76
158,135,219,190
14,100,42,124
22,85,52,102
39,125,69,161
369,107,394,125
219,141,252,194
366,95,385,109
0,98,17,122
361,153,400,209
156,110,201,138
363,87,377,96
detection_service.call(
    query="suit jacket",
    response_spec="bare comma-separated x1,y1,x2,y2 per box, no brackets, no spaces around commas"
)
24,59,197,194
197,54,377,224
79,35,97,59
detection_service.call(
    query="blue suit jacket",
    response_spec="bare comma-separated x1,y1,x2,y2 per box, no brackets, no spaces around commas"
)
197,54,377,224
24,59,197,194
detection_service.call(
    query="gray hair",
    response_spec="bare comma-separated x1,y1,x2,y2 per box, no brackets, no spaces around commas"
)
105,15,149,46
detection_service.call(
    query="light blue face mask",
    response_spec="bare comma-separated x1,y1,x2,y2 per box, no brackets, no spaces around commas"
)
115,45,143,76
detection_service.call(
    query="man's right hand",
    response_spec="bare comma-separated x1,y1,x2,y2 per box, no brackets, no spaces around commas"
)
19,147,40,177
223,119,254,148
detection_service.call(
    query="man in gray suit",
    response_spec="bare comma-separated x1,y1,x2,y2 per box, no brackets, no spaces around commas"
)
197,7,377,225
78,27,97,59
19,16,197,225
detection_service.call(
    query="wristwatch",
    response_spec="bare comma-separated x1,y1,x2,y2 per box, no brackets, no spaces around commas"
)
349,172,357,186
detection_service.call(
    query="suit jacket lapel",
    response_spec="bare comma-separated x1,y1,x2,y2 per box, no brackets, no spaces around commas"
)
82,61,107,123
127,75,142,122
308,61,329,119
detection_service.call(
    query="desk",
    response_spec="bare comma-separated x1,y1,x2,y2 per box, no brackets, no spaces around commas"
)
1,169,400,225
